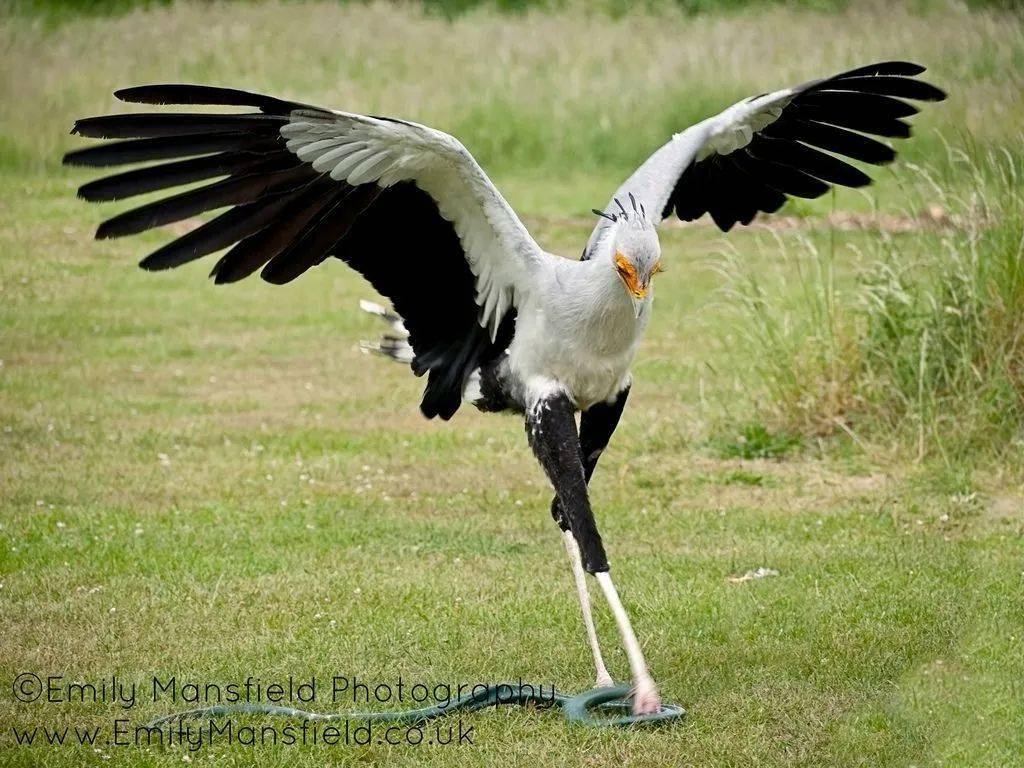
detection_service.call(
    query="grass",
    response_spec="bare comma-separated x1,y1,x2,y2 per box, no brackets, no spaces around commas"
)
1,2,1023,766
719,147,1024,465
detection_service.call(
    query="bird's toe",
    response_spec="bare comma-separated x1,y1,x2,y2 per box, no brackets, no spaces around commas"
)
631,677,661,715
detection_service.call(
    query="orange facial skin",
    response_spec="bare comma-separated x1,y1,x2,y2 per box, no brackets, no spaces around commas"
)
615,251,647,298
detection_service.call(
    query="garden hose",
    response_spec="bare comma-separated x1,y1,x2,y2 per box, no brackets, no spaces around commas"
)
147,682,685,729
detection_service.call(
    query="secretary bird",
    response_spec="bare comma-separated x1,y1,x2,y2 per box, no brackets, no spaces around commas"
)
65,61,945,714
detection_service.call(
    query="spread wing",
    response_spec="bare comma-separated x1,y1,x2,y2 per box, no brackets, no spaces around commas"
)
65,85,549,419
586,61,946,254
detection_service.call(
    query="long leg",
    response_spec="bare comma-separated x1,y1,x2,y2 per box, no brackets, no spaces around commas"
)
548,387,629,687
595,571,660,714
526,388,660,714
563,530,613,687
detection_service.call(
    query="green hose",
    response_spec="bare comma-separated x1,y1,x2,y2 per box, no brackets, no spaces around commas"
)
147,682,685,729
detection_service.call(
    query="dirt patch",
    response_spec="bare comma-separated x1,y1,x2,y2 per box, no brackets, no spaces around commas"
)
987,493,1023,523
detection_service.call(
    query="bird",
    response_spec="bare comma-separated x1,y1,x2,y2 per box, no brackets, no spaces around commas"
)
65,61,945,715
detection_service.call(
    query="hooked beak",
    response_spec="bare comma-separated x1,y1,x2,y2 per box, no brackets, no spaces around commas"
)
631,294,645,318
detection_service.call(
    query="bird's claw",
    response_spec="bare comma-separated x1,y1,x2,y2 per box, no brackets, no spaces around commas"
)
631,676,661,715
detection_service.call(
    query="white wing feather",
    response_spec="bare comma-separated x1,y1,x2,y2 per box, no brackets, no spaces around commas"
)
281,110,546,339
585,87,797,256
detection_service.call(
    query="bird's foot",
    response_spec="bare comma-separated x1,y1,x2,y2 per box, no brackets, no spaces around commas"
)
631,675,661,715
595,671,615,688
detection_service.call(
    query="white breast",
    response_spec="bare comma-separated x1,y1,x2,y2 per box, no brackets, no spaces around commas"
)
508,258,650,409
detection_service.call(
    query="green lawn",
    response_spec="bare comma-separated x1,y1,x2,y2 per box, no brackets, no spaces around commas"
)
2,2,1022,766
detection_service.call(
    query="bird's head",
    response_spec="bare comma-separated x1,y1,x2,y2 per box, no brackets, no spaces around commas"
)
597,196,662,317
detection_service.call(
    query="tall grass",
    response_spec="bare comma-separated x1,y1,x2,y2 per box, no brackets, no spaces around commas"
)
719,144,1024,465
1,0,1021,193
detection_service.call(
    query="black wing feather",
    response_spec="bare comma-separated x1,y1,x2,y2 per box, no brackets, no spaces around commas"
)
826,75,946,102
663,60,944,231
724,157,788,223
139,185,316,271
733,150,831,199
747,135,872,188
210,180,344,284
62,133,279,168
332,182,514,420
95,157,309,239
828,61,926,79
72,112,286,140
115,84,310,114
671,163,706,221
702,160,739,231
788,102,912,138
261,184,382,285
77,151,264,201
762,119,897,165
67,85,511,420
797,90,920,119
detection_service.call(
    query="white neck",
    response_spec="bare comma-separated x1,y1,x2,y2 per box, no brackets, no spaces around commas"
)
577,259,651,348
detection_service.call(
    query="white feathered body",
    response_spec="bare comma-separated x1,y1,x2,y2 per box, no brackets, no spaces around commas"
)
508,256,650,410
